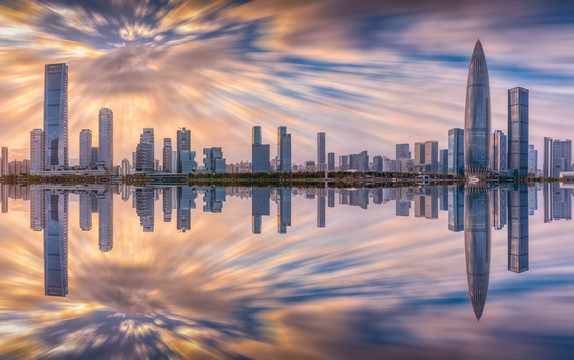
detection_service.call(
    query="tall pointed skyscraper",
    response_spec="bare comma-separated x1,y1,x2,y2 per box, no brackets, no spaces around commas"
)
464,40,491,176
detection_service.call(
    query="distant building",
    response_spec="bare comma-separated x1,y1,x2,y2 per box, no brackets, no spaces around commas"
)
528,145,537,175
252,126,270,173
277,126,292,172
177,127,196,173
121,158,130,176
413,141,438,174
439,149,448,174
339,155,349,171
508,87,529,177
372,155,383,172
203,147,226,173
98,108,113,172
44,63,68,170
31,129,45,173
317,132,326,170
79,129,92,169
91,147,99,167
491,130,507,171
349,151,368,171
1,147,7,176
448,128,464,175
396,144,410,160
543,137,572,177
327,152,335,171
162,138,173,173
135,128,154,172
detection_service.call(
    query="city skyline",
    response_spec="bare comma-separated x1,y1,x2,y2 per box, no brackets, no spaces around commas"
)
1,1,574,165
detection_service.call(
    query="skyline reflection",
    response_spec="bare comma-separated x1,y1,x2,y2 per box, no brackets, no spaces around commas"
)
0,182,572,358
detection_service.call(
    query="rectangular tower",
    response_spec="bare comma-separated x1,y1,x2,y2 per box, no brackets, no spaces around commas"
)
1,147,7,176
491,130,507,171
163,138,173,173
98,108,113,172
448,128,464,175
44,63,68,170
31,129,45,173
317,132,326,170
79,129,92,169
277,126,291,172
252,126,270,173
508,87,529,177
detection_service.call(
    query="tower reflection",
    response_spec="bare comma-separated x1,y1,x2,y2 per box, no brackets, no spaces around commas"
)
464,185,491,321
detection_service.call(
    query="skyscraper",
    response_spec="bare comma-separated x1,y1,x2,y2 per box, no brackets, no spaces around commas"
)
277,126,291,172
30,129,45,173
44,63,68,170
1,147,7,176
327,152,335,171
44,190,68,296
543,138,572,177
464,40,491,176
448,128,464,175
528,144,537,176
163,138,173,173
317,132,326,171
177,127,196,173
508,87,529,177
372,155,383,172
121,158,130,175
98,108,113,172
396,144,410,160
252,126,270,173
491,130,507,171
414,142,425,167
339,155,349,170
135,128,154,172
439,149,448,174
91,147,99,168
203,147,226,173
79,129,92,169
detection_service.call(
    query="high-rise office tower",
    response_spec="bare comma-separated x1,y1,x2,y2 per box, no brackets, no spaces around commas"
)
327,152,335,171
396,144,410,160
30,129,45,173
372,155,383,172
339,155,349,171
349,151,369,171
121,158,130,175
528,145,537,175
163,138,173,173
426,144,437,173
491,130,507,171
439,149,448,174
508,87,529,177
203,147,226,173
464,186,491,320
464,40,491,176
414,142,425,166
177,127,196,173
44,190,68,296
79,192,92,231
508,184,529,273
1,147,8,176
543,138,572,177
317,132,326,171
98,189,113,252
92,147,99,167
448,128,464,175
98,108,113,171
136,128,154,172
44,63,68,170
79,129,92,169
252,126,270,173
252,188,270,234
277,126,292,172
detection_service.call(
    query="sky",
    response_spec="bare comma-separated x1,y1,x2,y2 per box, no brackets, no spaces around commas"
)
1,0,574,165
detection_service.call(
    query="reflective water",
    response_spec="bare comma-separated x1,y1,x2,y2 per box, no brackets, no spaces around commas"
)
0,183,573,359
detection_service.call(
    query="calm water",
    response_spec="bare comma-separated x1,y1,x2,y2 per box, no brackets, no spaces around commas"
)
0,184,573,359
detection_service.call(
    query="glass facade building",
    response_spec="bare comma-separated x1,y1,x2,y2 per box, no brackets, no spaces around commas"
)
44,63,68,170
491,130,507,171
464,40,491,176
98,108,113,172
31,129,45,173
277,126,291,172
79,129,92,169
507,87,529,177
448,128,464,175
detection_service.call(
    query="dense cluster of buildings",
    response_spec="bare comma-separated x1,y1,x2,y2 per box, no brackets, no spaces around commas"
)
1,40,573,178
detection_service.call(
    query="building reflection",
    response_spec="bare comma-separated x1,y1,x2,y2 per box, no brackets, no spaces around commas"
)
97,188,113,252
464,185,491,321
252,188,270,234
277,188,291,234
508,184,529,273
44,189,69,297
177,187,196,232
